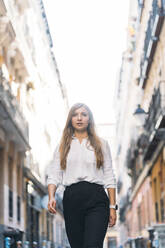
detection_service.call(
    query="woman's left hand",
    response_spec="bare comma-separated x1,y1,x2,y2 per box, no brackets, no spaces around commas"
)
108,209,117,227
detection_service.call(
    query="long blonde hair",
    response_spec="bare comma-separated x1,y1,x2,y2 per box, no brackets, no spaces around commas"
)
59,103,104,170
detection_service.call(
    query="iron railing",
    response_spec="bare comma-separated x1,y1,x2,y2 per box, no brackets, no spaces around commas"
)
138,85,165,161
140,0,165,87
0,69,29,145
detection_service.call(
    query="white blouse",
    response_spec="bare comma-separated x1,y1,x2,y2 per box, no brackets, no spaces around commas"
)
47,136,116,189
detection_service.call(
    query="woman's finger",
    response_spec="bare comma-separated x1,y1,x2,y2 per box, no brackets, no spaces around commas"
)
48,205,56,214
48,201,56,214
109,216,116,227
52,201,56,208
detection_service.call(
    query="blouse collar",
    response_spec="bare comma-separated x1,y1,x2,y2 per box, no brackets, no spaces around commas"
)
72,134,88,140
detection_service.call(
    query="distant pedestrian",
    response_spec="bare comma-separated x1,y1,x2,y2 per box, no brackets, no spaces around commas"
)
47,103,117,248
16,241,22,248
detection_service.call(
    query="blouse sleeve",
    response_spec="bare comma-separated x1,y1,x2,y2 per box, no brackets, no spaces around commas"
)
102,140,116,189
47,144,63,188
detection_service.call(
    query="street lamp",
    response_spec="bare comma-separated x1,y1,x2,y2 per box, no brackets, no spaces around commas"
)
133,104,148,127
133,105,165,140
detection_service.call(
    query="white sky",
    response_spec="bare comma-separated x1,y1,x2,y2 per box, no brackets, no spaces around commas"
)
43,0,130,138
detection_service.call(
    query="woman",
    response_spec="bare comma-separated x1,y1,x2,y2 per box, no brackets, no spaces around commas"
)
47,103,117,248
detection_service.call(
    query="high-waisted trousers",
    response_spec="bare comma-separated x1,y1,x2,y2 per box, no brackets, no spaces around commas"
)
62,181,110,248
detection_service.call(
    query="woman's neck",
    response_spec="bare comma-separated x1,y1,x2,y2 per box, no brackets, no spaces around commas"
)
74,131,88,140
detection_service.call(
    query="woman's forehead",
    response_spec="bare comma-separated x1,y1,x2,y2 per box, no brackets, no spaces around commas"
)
74,106,88,113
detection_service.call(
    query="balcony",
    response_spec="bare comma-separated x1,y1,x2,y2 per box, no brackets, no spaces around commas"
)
137,0,144,23
126,143,140,186
139,0,165,88
0,0,7,16
126,90,164,173
0,69,30,151
14,0,29,15
138,85,165,161
126,144,136,170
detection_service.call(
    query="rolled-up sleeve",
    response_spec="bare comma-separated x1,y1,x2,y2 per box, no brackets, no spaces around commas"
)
102,140,116,189
47,145,63,188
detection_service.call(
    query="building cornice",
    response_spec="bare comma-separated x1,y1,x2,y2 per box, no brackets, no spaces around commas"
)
0,0,7,15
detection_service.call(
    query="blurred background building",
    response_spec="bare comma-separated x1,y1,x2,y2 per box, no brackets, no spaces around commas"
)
115,0,165,247
0,0,69,247
1,0,165,247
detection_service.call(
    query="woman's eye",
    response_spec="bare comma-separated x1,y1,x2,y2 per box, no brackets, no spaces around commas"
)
81,112,87,116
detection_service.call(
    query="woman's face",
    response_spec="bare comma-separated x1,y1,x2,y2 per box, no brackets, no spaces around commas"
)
71,106,89,132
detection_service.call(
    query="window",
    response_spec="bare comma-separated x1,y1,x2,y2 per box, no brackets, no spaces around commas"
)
147,189,151,225
17,164,21,196
154,178,159,222
137,205,142,232
17,195,21,222
8,149,14,219
160,198,164,222
108,237,117,248
8,156,13,189
155,202,159,222
9,189,13,218
17,163,22,222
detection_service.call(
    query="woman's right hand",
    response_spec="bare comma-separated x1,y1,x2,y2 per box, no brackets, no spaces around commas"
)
48,198,57,214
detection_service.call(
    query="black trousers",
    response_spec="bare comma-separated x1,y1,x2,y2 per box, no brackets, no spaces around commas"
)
62,181,109,248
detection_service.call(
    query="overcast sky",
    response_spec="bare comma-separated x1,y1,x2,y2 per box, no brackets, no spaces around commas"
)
43,0,130,137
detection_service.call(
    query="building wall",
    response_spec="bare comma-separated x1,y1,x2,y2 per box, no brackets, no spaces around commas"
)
2,0,68,182
142,22,165,110
151,149,165,223
114,0,141,245
0,136,5,225
115,0,165,245
53,212,68,247
0,140,24,231
127,176,154,238
0,0,68,246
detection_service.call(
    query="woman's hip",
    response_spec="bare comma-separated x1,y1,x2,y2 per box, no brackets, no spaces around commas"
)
63,181,109,210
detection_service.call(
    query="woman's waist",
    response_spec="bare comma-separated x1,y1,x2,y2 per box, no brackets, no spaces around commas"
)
64,179,104,193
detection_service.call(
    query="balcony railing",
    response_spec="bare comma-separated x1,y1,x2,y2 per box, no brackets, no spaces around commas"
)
139,0,165,88
0,69,29,151
126,137,139,169
145,88,161,133
125,139,141,186
138,85,165,161
143,0,160,55
127,86,165,191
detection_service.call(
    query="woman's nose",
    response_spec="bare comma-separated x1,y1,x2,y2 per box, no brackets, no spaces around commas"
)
77,114,82,120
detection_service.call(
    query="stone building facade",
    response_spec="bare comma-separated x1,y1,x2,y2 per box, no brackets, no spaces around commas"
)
0,0,69,247
115,0,165,247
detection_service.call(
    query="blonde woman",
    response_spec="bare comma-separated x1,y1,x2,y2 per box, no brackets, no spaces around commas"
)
47,103,117,248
